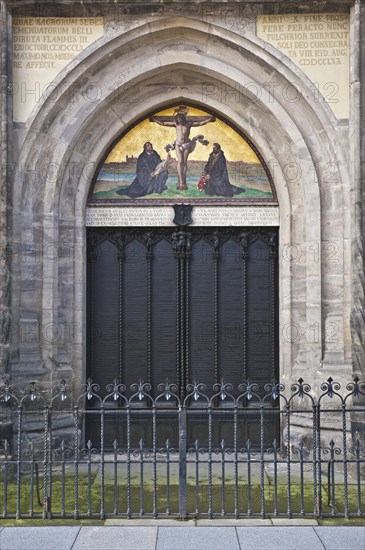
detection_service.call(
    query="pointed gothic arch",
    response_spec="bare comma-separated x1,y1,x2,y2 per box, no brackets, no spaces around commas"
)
11,17,352,395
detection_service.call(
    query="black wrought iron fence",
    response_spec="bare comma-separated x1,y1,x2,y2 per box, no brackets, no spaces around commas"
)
0,377,364,520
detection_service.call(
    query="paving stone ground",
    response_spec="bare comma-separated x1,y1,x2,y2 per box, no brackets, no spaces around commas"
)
0,523,364,550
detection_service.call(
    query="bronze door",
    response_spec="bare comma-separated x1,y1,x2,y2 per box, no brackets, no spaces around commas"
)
86,227,279,448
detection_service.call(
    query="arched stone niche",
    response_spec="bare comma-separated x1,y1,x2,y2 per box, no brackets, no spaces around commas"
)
11,18,351,395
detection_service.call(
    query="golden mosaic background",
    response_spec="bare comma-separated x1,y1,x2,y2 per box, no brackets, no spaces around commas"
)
105,106,260,164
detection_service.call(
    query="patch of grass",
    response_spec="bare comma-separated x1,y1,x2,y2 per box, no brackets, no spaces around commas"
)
318,518,365,526
1,476,363,519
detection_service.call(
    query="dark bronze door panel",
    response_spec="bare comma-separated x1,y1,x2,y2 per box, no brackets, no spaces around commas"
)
86,227,279,448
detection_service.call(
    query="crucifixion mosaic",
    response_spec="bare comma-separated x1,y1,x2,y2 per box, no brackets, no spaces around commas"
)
89,105,276,204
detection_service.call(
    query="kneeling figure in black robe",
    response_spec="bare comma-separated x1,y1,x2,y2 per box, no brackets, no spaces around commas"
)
203,143,245,197
117,142,168,198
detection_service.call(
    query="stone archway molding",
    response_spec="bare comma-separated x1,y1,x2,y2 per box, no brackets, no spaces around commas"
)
12,17,351,393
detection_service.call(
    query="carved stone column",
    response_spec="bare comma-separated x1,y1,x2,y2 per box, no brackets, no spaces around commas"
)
349,0,365,381
0,1,11,381
349,0,365,447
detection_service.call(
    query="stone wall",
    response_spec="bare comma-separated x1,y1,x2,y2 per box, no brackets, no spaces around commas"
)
0,2,12,382
0,1,363,410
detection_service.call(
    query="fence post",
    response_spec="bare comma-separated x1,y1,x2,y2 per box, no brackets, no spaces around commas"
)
74,404,79,519
316,403,322,518
312,403,318,517
179,406,187,519
100,403,105,520
43,405,50,519
15,403,23,520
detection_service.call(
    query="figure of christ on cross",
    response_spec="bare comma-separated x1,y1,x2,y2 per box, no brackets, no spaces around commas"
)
149,107,216,190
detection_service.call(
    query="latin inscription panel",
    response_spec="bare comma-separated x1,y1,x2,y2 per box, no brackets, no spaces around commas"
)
86,206,280,227
257,13,349,119
13,17,104,122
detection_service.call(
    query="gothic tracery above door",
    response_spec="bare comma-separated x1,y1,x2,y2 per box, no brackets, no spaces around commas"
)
88,104,276,205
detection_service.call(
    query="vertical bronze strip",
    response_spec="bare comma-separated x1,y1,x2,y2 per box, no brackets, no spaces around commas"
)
180,254,185,401
173,228,189,401
184,232,191,393
88,233,97,381
240,232,249,381
173,230,181,396
117,234,124,384
269,232,278,381
213,231,219,385
145,232,152,387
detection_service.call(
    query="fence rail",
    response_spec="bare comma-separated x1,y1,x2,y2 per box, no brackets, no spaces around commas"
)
0,376,364,520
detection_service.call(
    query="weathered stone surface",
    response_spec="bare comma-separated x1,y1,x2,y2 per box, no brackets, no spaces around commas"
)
0,526,81,550
73,526,157,550
314,526,365,550
0,2,11,381
157,526,240,550
236,526,325,550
